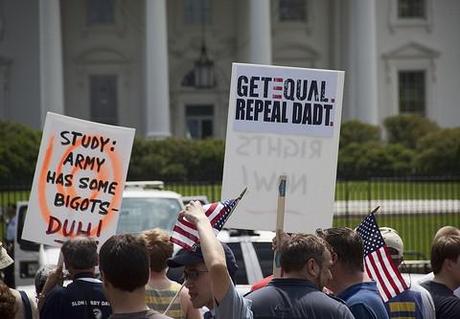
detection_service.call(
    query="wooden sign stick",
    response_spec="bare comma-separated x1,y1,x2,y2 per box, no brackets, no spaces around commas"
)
273,175,287,278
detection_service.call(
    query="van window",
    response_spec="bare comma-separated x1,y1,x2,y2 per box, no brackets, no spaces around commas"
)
117,197,182,234
227,242,248,284
253,242,274,278
16,205,39,252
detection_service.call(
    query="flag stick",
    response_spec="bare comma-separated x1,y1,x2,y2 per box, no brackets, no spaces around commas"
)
237,187,248,200
162,281,186,315
38,244,46,268
273,175,287,278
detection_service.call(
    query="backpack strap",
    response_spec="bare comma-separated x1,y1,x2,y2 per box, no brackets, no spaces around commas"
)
19,290,32,319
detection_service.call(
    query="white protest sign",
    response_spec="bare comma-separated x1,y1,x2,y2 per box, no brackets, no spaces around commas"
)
222,63,344,233
23,112,135,246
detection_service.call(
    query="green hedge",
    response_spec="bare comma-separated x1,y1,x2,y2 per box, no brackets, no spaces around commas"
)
0,121,41,183
0,115,458,183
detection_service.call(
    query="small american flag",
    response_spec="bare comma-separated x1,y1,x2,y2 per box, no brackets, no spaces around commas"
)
170,190,245,251
356,211,408,302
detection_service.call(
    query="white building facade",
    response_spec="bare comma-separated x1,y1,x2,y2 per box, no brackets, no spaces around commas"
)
0,0,459,138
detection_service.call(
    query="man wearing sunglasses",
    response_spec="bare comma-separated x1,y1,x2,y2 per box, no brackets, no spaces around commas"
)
167,201,253,319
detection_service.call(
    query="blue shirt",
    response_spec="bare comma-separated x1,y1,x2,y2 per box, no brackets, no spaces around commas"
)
338,281,389,319
213,283,252,319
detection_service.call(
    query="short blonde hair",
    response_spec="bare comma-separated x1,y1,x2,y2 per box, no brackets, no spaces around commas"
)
142,228,173,272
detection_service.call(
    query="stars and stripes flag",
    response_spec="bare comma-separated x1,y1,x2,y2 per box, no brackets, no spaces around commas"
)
170,188,247,251
356,209,408,302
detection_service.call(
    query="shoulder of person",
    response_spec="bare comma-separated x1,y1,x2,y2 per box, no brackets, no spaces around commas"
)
349,303,385,319
326,293,348,305
44,284,66,300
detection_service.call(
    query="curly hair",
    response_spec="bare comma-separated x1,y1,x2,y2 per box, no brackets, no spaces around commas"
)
142,228,173,272
0,281,16,319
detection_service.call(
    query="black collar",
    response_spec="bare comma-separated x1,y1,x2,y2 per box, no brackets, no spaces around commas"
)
73,272,96,280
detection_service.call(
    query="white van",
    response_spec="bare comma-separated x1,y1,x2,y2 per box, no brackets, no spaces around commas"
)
13,181,183,288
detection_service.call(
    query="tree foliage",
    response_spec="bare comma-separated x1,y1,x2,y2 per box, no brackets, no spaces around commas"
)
414,128,460,175
0,117,458,184
338,142,415,178
384,114,439,149
0,121,41,183
127,138,224,181
339,120,381,149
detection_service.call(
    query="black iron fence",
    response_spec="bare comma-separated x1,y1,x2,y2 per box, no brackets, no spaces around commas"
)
1,176,459,260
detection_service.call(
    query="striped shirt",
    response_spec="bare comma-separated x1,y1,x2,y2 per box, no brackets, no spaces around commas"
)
145,281,184,319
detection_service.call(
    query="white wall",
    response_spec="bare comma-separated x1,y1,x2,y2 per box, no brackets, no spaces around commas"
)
0,0,41,128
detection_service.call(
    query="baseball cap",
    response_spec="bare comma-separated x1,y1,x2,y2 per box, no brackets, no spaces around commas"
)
167,242,238,278
0,241,13,269
380,227,404,258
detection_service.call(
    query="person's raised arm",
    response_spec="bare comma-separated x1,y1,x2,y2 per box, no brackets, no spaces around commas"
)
180,201,231,303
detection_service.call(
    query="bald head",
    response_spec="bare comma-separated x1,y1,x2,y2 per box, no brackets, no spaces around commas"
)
433,226,460,242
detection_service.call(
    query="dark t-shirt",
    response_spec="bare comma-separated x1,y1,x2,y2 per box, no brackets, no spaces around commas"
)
421,280,460,319
40,274,112,319
246,278,354,319
109,309,171,319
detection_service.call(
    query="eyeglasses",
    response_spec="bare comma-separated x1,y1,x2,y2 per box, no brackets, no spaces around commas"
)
182,269,208,281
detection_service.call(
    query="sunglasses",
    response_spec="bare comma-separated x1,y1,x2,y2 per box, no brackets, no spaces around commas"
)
182,269,208,281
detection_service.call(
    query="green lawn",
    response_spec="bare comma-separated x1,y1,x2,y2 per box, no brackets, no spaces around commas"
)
2,180,458,206
164,180,460,203
335,180,460,200
1,180,459,260
334,213,460,260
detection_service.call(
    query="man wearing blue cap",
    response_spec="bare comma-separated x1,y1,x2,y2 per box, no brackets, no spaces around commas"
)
167,201,252,319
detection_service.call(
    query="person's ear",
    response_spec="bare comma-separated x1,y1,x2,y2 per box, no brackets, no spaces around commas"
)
100,271,109,288
330,251,338,265
306,258,320,278
445,258,457,271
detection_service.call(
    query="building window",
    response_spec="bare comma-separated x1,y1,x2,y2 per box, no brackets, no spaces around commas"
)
397,0,425,19
90,75,118,125
279,0,307,22
86,0,115,26
186,105,213,139
398,71,425,115
184,0,211,25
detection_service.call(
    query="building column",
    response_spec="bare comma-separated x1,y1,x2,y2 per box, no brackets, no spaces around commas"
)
248,0,272,64
347,0,378,124
39,0,64,125
145,0,171,138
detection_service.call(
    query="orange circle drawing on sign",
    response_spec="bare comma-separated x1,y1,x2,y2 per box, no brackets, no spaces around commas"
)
55,139,82,198
38,134,123,239
87,149,122,237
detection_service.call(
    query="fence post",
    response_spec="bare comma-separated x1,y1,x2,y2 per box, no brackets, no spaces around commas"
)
367,178,372,212
345,180,349,225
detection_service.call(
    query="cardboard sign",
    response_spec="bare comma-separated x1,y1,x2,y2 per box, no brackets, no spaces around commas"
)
23,113,135,246
222,63,344,233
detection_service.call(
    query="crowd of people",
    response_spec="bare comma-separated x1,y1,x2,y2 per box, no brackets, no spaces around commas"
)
0,200,459,318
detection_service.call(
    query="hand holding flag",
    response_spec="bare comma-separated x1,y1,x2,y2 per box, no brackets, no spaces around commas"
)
171,188,247,251
356,207,408,302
